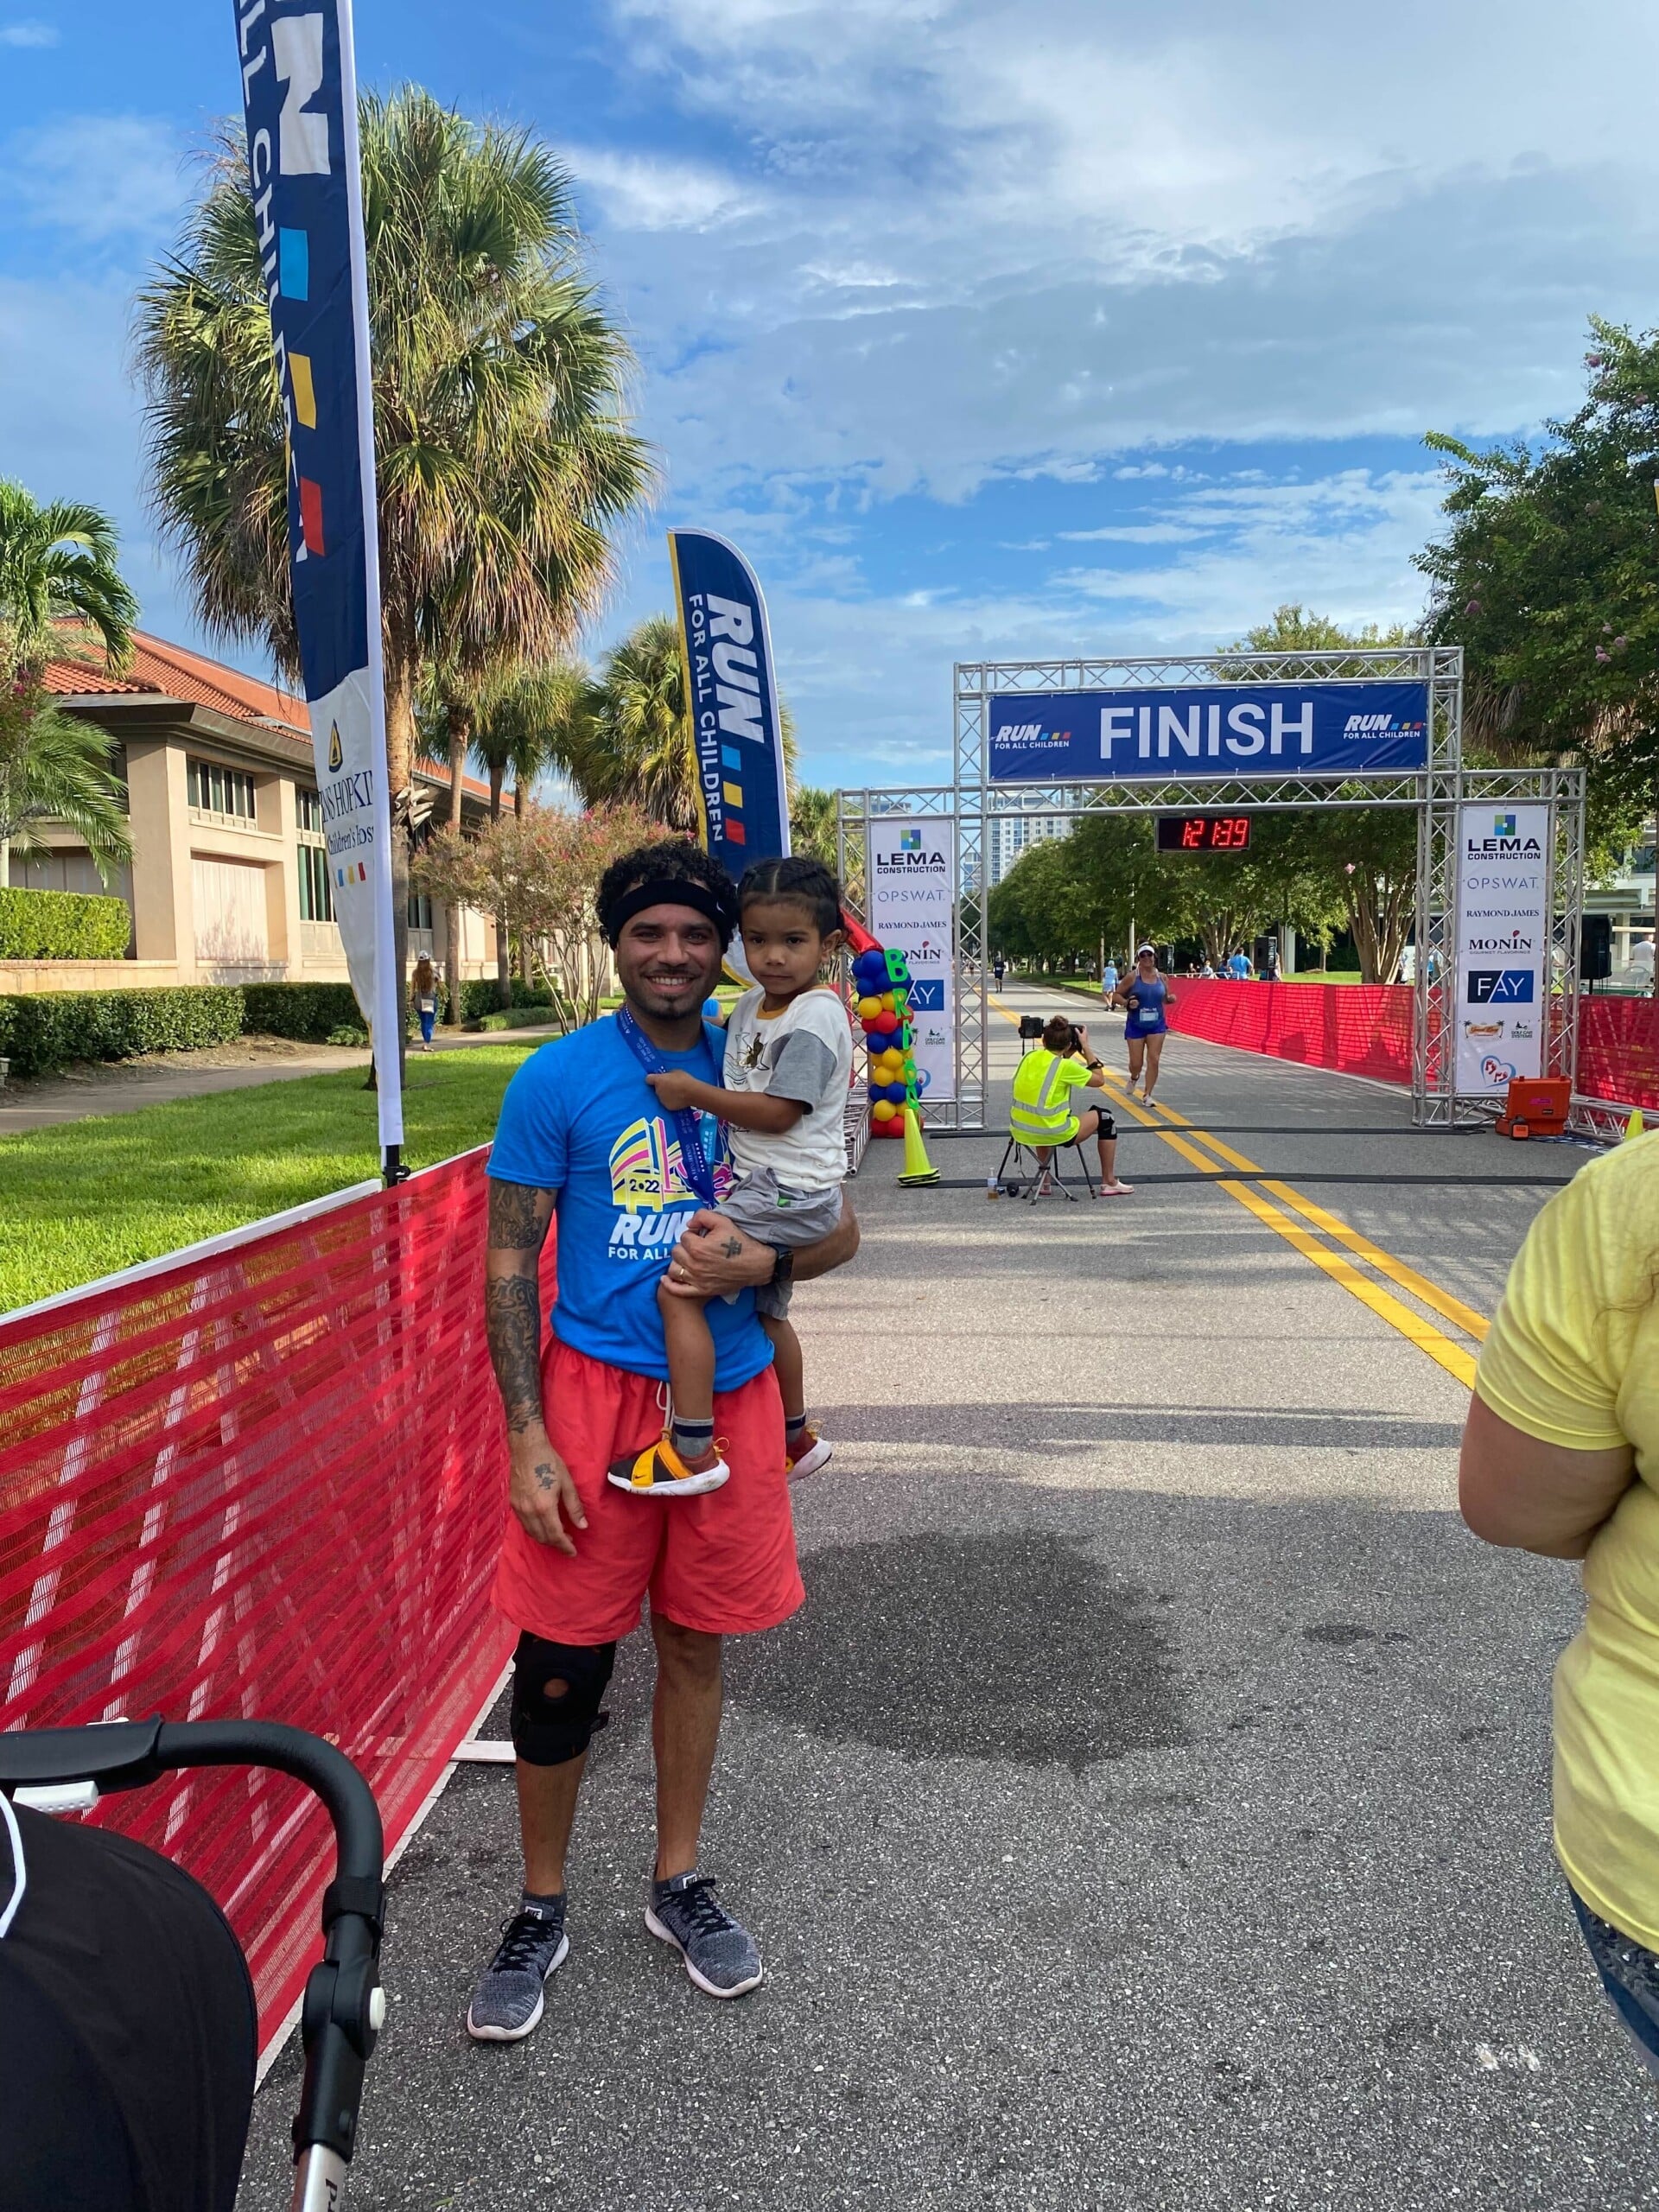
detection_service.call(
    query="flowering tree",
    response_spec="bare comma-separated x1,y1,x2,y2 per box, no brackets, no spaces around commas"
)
414,803,663,1031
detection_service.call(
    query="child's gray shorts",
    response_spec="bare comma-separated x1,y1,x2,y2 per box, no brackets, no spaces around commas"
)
715,1170,843,1318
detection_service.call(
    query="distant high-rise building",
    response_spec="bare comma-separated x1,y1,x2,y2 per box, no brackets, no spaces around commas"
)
987,794,1073,886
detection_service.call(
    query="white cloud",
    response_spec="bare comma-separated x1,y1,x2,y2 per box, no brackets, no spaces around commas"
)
567,147,766,231
572,0,1659,510
1,114,188,245
0,20,58,47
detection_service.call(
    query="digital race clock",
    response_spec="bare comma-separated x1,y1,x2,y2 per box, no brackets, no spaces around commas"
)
1155,813,1253,853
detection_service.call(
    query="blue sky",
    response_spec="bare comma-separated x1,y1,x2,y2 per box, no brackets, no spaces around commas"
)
3,0,1658,792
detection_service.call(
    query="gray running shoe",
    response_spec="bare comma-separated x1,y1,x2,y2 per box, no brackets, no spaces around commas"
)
466,1899,569,2042
645,1872,764,1998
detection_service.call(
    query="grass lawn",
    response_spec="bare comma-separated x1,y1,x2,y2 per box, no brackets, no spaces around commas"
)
0,1044,537,1316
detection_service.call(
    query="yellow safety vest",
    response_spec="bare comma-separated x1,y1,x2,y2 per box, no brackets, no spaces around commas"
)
1010,1047,1090,1144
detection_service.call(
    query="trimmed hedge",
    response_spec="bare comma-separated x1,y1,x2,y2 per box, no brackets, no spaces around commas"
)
239,981,363,1042
0,886,131,961
457,976,553,1020
0,972,566,1076
0,986,245,1078
241,976,552,1033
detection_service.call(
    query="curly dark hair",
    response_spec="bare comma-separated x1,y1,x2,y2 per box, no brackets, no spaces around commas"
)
736,854,842,937
595,840,740,947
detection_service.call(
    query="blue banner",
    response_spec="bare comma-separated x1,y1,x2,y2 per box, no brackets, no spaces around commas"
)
669,531,790,878
988,682,1430,783
233,0,401,1147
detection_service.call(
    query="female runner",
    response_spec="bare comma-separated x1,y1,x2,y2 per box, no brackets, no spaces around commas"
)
1114,944,1178,1103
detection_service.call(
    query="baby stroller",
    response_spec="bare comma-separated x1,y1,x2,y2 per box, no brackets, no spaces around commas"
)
0,1715,385,2212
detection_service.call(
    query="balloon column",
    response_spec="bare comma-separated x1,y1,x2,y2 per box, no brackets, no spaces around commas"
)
852,943,917,1138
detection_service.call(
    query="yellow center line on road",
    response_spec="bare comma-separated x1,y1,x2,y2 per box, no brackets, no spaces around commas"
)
987,995,1478,1388
1144,1099,1491,1343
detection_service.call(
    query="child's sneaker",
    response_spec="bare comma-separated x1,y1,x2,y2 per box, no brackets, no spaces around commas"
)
607,1436,731,1497
785,1429,833,1480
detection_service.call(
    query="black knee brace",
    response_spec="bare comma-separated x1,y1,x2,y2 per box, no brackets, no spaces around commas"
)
509,1633,618,1766
1096,1109,1116,1141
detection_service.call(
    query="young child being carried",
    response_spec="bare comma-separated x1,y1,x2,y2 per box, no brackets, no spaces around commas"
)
607,855,853,1500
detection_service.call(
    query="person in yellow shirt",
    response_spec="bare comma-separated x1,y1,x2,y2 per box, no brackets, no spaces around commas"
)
1009,1015,1131,1198
1461,1130,1659,2071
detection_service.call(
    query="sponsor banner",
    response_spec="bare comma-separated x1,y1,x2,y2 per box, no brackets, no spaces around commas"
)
669,530,791,882
233,0,401,1147
868,820,956,1103
1453,802,1550,1094
988,682,1430,783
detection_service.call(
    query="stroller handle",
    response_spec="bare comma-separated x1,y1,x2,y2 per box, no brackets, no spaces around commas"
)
1,1714,385,2206
0,1714,384,1885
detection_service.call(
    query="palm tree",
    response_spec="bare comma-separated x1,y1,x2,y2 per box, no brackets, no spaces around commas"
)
0,480,137,682
584,615,696,829
0,685,132,890
467,662,594,996
582,614,798,835
136,87,653,1017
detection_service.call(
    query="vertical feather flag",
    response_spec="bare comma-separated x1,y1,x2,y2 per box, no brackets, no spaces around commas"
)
232,0,402,1149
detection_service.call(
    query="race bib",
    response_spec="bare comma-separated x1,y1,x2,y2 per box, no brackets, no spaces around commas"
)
1137,1007,1158,1026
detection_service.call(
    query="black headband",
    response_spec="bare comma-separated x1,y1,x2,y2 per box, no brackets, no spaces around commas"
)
605,875,738,950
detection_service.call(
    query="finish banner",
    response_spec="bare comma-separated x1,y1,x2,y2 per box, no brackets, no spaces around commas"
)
1453,802,1550,1094
669,530,791,880
233,0,402,1147
988,682,1430,784
867,820,956,1103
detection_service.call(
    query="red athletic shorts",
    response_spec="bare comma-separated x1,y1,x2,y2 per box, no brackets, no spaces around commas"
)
491,1338,804,1646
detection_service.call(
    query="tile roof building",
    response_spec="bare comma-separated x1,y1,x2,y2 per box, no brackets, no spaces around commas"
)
9,628,498,995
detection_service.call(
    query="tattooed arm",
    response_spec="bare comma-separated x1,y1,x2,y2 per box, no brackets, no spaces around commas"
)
661,1192,861,1300
486,1179,587,1555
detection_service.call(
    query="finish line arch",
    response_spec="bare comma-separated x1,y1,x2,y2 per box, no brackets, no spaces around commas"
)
838,646,1590,1134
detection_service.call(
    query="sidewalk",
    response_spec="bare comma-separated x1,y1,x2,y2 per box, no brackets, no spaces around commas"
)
0,1023,547,1137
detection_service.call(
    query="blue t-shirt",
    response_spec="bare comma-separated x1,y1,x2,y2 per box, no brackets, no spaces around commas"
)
487,1015,772,1389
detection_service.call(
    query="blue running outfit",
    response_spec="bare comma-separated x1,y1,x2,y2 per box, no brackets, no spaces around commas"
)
1123,976,1168,1038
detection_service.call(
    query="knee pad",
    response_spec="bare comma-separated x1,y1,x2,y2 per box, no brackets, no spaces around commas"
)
510,1634,617,1766
1097,1110,1116,1141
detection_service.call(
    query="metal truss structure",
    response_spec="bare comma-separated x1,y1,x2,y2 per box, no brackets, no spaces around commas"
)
840,646,1610,1135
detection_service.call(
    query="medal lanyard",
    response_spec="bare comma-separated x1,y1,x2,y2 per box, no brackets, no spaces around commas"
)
615,1007,719,1207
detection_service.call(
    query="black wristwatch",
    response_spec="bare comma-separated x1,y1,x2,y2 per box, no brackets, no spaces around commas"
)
768,1245,795,1291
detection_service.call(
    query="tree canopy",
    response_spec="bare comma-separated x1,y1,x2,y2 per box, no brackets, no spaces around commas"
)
1420,317,1659,830
0,480,136,683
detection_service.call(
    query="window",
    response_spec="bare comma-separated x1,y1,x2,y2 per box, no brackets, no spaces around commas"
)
408,892,433,931
296,785,332,921
188,757,257,823
298,845,333,922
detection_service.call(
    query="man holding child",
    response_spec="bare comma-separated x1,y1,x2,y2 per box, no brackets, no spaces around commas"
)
467,841,858,2043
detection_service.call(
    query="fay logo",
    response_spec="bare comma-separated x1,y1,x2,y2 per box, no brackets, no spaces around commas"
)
1468,969,1535,1004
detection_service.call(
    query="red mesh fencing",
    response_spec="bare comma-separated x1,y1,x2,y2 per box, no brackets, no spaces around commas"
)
1164,977,1415,1084
1580,996,1659,1109
1163,976,1659,1105
0,1147,524,2058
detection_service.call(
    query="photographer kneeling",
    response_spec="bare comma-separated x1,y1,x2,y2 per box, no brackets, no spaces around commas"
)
1009,1016,1133,1198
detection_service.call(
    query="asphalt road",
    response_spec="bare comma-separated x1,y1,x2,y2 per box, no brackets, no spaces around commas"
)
237,989,1654,2212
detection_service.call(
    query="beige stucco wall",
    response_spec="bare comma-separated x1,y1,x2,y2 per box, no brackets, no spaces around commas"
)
14,728,499,994
124,739,187,967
